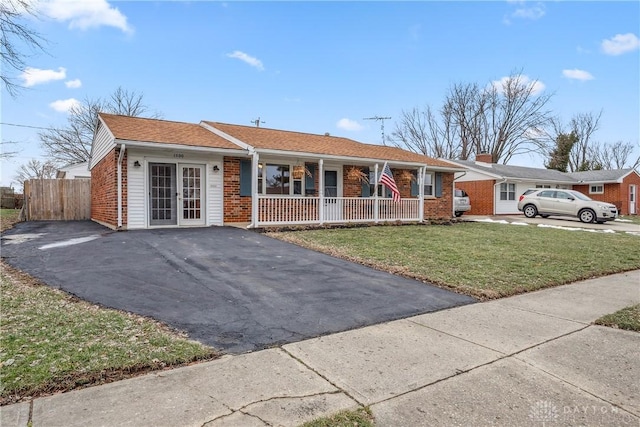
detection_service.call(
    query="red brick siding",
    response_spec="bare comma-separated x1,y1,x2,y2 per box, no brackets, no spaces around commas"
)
424,172,455,219
223,157,251,222
456,180,495,215
90,148,127,228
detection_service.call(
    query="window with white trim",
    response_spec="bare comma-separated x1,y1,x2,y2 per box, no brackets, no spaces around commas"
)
423,172,434,197
499,183,516,201
589,184,604,194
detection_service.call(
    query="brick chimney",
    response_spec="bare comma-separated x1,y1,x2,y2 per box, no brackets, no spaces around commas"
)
475,152,493,163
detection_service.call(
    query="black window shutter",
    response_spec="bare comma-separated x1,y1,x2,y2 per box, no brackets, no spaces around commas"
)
361,167,371,197
305,164,316,190
410,171,419,197
435,172,443,197
240,160,251,196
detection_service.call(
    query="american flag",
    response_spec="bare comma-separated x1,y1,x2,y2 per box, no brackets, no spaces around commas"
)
379,162,400,202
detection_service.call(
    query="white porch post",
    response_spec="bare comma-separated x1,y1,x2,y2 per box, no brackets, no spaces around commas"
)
374,163,379,224
250,150,259,227
318,158,324,224
419,166,425,222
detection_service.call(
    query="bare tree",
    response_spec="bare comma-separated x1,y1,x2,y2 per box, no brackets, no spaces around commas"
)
40,87,161,164
568,111,602,171
1,0,46,96
14,159,58,189
594,141,638,170
477,72,553,163
387,106,461,159
391,72,553,163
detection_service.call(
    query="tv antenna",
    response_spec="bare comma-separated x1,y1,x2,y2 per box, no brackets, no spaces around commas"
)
251,117,266,127
363,115,391,144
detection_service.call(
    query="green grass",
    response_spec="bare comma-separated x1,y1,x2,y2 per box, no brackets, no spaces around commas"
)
0,264,218,404
0,208,21,232
300,407,374,427
595,305,640,331
270,223,640,299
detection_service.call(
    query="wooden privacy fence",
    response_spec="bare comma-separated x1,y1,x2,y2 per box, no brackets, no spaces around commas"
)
24,179,91,221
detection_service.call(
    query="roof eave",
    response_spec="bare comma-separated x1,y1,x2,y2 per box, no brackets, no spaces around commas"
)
114,139,249,155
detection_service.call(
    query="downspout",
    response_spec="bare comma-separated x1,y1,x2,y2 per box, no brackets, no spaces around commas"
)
493,178,507,216
250,149,259,228
419,166,425,222
117,144,126,229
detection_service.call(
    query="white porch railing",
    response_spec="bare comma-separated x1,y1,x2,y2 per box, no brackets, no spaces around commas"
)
257,196,421,226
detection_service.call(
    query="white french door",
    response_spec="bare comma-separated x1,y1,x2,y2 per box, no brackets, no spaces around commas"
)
323,169,343,221
630,185,636,215
178,164,205,226
149,163,205,227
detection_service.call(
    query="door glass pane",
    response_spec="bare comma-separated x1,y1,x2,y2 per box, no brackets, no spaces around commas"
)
149,164,176,225
325,171,338,197
181,166,202,221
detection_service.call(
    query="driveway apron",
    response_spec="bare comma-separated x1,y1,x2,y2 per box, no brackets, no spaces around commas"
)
1,221,475,353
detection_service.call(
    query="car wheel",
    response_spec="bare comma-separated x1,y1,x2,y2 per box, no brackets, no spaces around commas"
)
541,214,550,218
523,204,538,218
579,209,596,223
454,211,463,217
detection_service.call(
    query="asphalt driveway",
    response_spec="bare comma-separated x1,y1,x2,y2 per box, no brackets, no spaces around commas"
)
1,221,475,354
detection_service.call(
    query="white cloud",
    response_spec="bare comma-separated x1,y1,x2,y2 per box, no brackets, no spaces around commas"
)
336,118,363,131
226,51,264,71
490,75,546,96
49,98,81,113
65,78,82,88
562,69,594,81
20,67,66,87
601,33,640,56
503,1,545,25
39,0,133,34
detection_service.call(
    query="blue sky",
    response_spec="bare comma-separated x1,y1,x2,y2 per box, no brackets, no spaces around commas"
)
2,0,639,187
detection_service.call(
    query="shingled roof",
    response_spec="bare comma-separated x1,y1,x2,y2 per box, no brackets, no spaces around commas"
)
204,121,456,167
99,113,240,150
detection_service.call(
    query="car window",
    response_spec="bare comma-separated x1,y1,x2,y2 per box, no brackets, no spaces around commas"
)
455,189,468,197
523,189,536,196
538,190,556,198
556,191,573,200
571,191,592,201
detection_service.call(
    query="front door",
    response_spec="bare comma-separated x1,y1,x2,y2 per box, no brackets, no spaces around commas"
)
323,169,342,221
179,164,205,226
630,185,636,215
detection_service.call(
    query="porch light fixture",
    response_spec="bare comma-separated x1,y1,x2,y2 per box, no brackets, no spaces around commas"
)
133,161,141,167
213,165,220,172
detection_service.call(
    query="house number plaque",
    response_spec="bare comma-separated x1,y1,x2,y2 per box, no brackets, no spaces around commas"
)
173,153,184,159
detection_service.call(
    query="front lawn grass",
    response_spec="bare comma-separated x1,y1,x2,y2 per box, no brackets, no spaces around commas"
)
594,305,640,332
270,223,640,299
0,263,218,404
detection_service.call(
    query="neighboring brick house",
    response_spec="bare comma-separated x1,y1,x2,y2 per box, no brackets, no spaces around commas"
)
448,154,640,215
89,113,464,230
568,169,640,216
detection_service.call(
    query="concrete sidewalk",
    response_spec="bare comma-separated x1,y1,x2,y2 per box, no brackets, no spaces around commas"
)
2,271,639,427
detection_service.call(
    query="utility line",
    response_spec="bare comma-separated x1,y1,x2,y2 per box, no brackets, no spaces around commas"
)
1,122,56,131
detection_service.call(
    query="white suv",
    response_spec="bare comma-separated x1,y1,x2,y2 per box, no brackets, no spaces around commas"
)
454,189,471,217
517,189,618,223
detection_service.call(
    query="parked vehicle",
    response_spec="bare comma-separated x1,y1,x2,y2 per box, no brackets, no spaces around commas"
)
454,188,471,217
517,188,618,223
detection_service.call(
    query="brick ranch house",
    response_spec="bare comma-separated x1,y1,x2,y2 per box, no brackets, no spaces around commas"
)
89,113,465,230
449,153,640,216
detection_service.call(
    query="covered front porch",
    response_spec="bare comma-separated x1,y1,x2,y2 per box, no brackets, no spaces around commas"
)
239,154,439,227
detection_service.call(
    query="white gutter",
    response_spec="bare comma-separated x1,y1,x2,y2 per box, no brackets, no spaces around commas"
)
117,144,126,229
114,139,248,156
